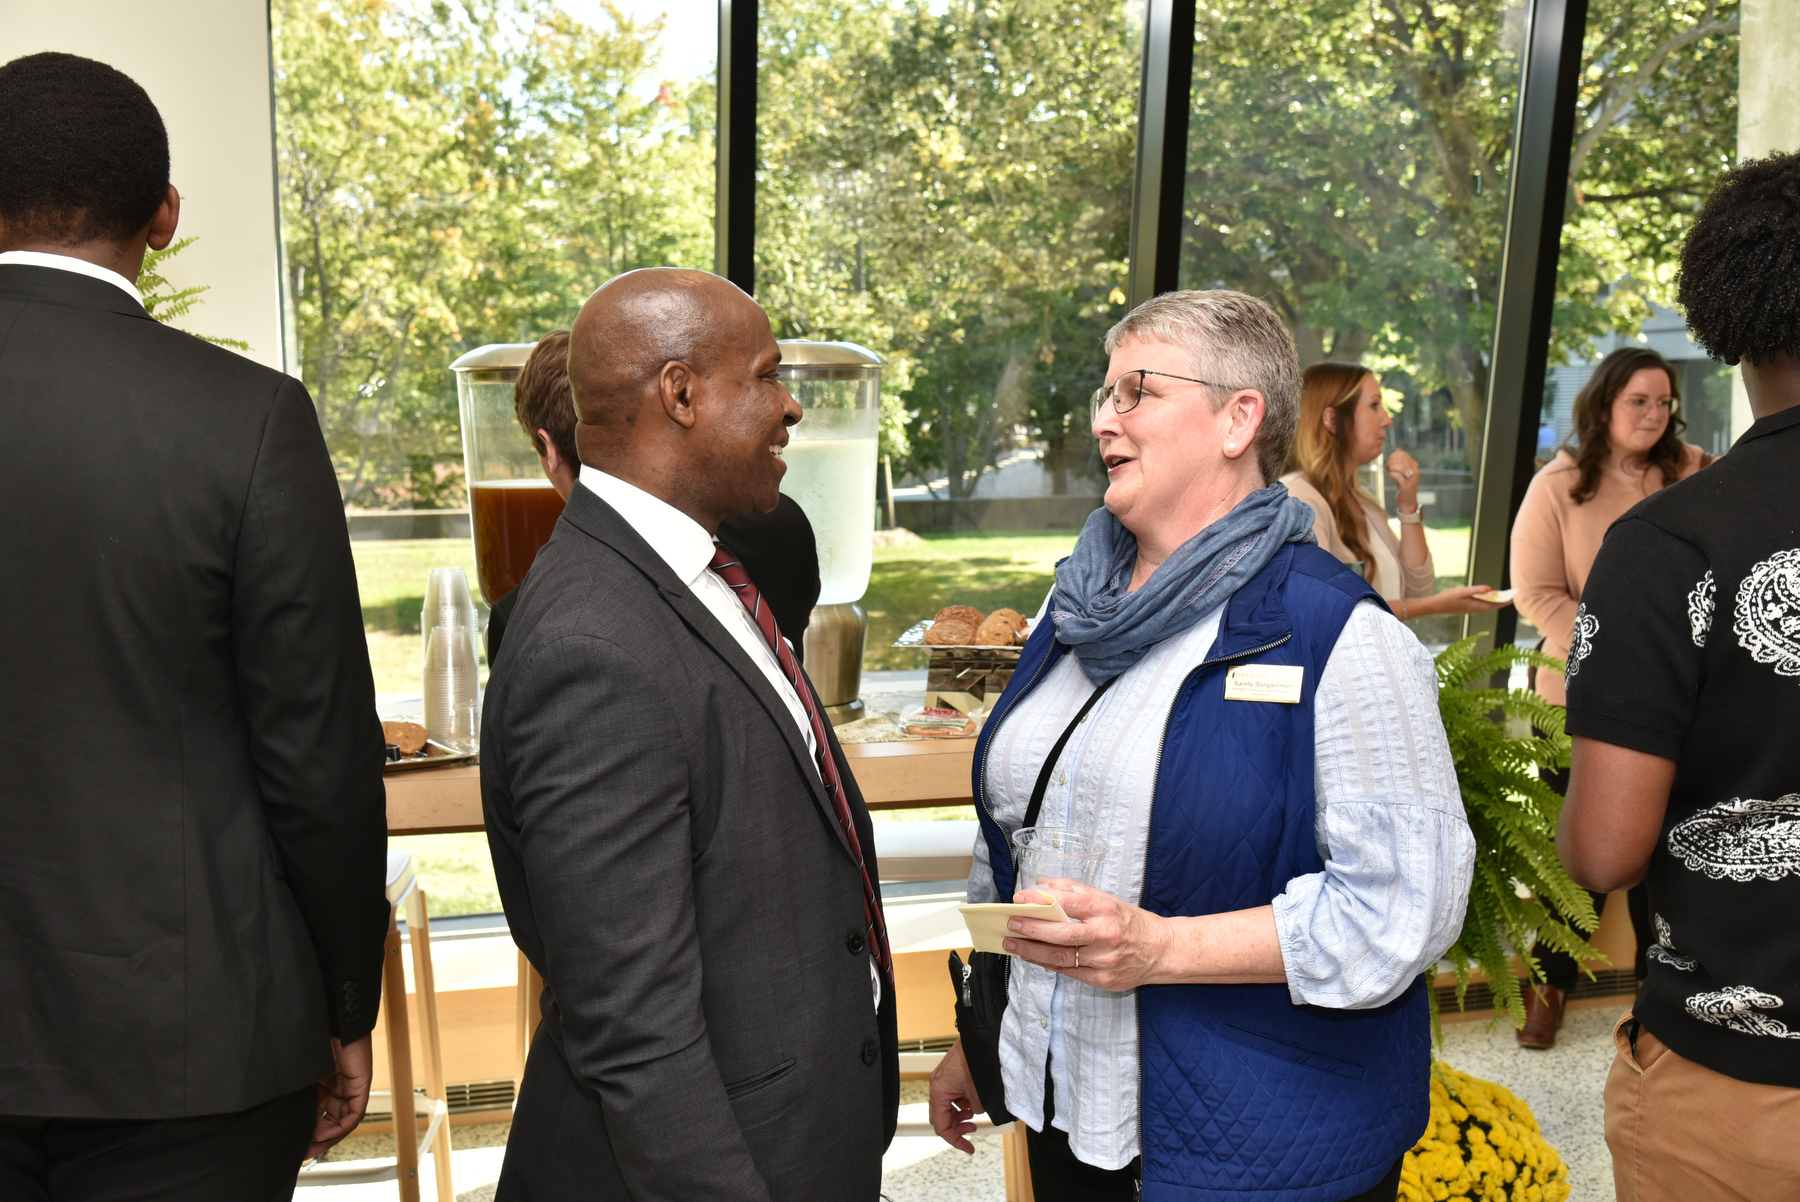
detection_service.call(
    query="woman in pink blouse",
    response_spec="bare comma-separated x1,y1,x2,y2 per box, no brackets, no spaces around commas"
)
1509,345,1709,1047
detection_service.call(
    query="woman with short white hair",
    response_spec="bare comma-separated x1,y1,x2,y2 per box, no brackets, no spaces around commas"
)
929,290,1473,1201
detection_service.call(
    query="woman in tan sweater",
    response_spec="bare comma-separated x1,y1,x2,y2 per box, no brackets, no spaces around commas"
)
1513,348,1709,704
1509,345,1708,1047
1281,362,1508,621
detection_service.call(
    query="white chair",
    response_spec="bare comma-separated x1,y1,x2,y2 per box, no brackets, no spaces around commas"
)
297,850,453,1201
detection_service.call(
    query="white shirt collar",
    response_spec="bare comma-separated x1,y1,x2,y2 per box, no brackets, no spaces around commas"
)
0,250,143,306
578,465,717,584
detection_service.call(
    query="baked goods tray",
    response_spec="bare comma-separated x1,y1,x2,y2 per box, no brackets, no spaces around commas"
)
893,619,1028,652
384,744,479,773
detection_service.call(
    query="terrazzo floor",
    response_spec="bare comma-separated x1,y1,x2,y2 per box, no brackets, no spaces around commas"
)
874,1006,1622,1201
307,1007,1623,1201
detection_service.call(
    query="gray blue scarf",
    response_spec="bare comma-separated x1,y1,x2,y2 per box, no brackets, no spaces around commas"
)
1050,483,1317,684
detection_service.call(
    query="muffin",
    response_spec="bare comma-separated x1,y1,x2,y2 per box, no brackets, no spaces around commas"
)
974,614,1021,645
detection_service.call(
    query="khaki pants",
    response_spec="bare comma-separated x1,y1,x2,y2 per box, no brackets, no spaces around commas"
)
1605,1010,1800,1201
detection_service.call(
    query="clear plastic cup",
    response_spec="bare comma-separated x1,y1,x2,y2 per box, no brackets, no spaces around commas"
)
422,568,479,658
1011,826,1108,900
424,626,480,752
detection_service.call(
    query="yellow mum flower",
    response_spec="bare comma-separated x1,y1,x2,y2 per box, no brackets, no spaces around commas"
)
1397,1064,1571,1202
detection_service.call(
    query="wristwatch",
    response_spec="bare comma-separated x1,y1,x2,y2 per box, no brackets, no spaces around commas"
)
1397,506,1423,524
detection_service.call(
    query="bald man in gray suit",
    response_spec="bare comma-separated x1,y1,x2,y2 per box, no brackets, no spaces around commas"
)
480,269,898,1200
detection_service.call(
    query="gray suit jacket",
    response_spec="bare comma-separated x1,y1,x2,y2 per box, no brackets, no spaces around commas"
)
481,485,898,1200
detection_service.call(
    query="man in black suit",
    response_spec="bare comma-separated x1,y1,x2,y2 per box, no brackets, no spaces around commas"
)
0,53,389,1199
488,330,822,663
481,268,898,1199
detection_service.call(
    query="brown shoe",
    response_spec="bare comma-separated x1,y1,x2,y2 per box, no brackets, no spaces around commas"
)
1516,984,1567,1049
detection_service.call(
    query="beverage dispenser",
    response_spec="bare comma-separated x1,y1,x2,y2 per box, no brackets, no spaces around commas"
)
450,343,566,605
777,340,881,724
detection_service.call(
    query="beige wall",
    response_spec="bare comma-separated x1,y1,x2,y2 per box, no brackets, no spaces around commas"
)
1732,0,1800,439
0,1,285,371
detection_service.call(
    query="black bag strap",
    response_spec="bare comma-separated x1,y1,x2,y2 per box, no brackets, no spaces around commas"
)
1020,673,1119,833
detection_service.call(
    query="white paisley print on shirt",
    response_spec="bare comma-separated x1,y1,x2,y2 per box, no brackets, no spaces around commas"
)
1647,913,1698,972
1566,602,1599,678
1734,548,1800,679
1666,793,1800,882
1686,985,1800,1039
1688,570,1716,648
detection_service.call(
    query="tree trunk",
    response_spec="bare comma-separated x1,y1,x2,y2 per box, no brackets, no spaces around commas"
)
1438,337,1487,474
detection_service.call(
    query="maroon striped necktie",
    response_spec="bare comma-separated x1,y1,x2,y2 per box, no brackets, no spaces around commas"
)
708,544,891,979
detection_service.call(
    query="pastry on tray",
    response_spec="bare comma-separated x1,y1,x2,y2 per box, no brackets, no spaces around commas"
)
934,605,985,627
974,608,1028,645
925,619,978,645
382,720,429,755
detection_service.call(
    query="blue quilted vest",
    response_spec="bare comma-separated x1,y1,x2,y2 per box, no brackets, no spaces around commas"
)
973,543,1431,1201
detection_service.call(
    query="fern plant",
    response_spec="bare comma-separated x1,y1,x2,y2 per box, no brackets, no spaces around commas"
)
1433,637,1602,1034
139,237,251,351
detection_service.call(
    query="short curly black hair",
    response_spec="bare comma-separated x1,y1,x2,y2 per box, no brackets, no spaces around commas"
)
0,52,169,245
1676,151,1800,366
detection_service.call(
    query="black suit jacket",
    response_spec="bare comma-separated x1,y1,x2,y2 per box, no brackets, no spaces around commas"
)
0,265,389,1119
718,494,821,660
480,485,898,1200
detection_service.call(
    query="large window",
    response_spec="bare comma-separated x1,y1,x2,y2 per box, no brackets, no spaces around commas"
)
273,0,717,695
756,0,1145,658
273,0,716,513
1180,0,1527,640
1545,0,1740,452
1183,0,1527,470
757,0,1142,501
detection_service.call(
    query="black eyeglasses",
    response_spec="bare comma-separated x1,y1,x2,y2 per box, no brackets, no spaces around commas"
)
1090,369,1227,422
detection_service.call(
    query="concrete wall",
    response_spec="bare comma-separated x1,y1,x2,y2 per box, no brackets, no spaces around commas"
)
1731,0,1800,440
0,1,285,371
893,495,1105,533
349,510,473,542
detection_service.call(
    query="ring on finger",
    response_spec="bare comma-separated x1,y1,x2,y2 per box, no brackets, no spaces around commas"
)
1074,949,1080,969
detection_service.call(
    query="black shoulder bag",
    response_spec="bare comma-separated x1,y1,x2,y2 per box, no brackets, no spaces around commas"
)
947,674,1116,1125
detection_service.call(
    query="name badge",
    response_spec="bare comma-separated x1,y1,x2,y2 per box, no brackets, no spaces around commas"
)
1223,664,1304,704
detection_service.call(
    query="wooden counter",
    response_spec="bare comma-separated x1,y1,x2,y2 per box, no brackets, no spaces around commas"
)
386,739,977,835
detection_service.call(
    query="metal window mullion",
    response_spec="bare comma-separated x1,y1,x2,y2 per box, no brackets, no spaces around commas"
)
715,0,758,293
1126,0,1196,308
1465,0,1589,650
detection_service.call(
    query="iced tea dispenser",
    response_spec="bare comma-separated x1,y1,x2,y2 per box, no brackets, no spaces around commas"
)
450,343,566,605
777,340,881,723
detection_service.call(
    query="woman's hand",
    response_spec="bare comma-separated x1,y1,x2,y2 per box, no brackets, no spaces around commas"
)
1412,584,1512,616
928,1038,983,1154
1385,448,1421,511
1004,881,1174,992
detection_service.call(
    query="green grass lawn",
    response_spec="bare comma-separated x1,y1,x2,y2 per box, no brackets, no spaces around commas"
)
352,539,486,695
392,832,504,915
864,530,1080,670
349,524,1478,688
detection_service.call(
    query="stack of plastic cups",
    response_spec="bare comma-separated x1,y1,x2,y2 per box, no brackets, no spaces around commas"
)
422,568,481,752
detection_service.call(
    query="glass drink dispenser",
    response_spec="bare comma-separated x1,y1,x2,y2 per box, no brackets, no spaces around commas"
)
777,341,881,723
450,343,566,605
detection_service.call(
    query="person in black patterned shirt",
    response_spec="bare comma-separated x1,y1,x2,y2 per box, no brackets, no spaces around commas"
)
1559,152,1800,1201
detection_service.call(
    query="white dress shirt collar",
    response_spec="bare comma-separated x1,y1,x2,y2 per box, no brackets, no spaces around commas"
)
0,250,143,306
578,465,716,585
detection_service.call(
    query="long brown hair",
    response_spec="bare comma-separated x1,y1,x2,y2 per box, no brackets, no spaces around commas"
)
1566,347,1687,503
1289,361,1377,580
